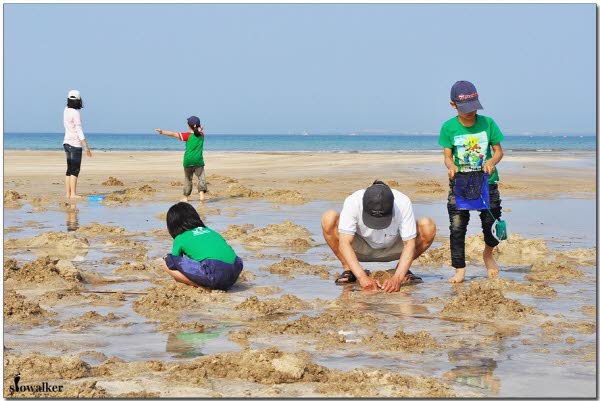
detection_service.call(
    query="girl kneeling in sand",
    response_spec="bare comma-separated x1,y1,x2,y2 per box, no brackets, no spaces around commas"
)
163,202,244,290
156,116,207,202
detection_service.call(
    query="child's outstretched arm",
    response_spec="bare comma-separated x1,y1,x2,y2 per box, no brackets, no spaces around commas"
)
155,129,180,139
483,143,504,175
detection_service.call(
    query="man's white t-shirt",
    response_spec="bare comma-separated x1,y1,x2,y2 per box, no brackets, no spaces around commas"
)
338,189,417,249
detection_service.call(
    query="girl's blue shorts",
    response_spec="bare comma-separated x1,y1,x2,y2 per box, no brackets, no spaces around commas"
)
164,254,243,291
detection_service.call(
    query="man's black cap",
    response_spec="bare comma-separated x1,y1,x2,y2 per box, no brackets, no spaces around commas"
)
362,180,394,229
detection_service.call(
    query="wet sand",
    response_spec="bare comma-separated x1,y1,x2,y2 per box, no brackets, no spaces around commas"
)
3,150,597,397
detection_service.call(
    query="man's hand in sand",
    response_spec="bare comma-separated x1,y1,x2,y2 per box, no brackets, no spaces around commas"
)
381,276,402,293
448,165,459,179
359,275,381,291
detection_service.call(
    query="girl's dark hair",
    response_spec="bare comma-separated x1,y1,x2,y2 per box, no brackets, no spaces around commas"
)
67,98,84,110
166,202,205,238
188,123,203,138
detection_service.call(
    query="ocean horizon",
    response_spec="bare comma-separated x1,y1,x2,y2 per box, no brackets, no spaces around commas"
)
3,132,596,153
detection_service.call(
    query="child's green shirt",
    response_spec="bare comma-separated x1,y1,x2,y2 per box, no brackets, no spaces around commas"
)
438,115,504,184
172,227,236,264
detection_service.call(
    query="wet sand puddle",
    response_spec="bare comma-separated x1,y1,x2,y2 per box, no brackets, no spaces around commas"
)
3,196,596,397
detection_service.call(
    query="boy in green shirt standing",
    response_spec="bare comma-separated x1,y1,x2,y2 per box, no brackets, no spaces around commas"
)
438,81,504,283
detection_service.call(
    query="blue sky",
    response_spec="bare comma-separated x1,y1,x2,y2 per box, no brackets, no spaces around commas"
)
4,4,596,135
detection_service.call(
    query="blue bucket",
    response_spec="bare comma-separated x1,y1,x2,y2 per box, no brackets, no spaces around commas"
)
88,195,106,202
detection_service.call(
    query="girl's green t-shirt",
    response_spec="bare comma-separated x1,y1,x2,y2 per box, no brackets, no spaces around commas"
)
183,133,205,168
172,227,236,264
438,115,504,184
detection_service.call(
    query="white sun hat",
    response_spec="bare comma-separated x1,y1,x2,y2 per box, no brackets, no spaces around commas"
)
68,89,81,99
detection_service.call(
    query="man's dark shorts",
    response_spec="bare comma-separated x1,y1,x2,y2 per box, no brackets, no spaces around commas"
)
352,235,405,262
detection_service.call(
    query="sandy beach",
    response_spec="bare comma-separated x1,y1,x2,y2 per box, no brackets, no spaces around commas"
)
3,150,597,397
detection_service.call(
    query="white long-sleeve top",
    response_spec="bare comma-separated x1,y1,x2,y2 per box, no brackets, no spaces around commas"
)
63,107,85,147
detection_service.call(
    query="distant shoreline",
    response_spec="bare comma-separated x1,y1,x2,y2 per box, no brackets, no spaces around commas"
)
3,149,597,155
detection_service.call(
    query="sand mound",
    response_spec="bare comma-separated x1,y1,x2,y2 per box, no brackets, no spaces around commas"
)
103,185,156,204
4,258,19,280
170,180,183,186
77,222,128,236
553,247,596,266
167,347,453,396
116,390,160,398
3,352,91,381
207,174,238,184
416,233,550,267
475,278,556,297
4,290,56,325
103,238,147,252
61,381,108,398
237,270,256,282
235,295,310,315
4,190,25,207
361,329,442,353
5,232,89,259
221,224,254,240
541,320,596,336
263,189,306,204
253,286,283,296
316,368,454,397
101,176,124,186
222,183,260,198
441,281,537,321
581,306,596,318
113,259,163,277
133,283,226,319
526,260,584,282
4,257,104,290
262,258,330,279
167,348,324,386
224,221,314,251
39,291,104,306
155,319,210,333
234,309,379,343
371,270,395,281
60,311,121,332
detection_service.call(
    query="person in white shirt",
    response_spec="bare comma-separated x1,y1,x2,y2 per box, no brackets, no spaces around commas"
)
63,89,92,198
321,180,436,292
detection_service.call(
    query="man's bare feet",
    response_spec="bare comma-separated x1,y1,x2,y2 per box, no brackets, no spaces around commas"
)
180,197,189,202
69,194,82,199
483,245,500,279
448,268,466,283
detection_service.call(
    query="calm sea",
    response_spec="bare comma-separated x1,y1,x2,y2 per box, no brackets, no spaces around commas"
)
3,132,596,153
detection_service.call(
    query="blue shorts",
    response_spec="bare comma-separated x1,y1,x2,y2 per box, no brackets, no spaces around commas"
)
164,254,243,291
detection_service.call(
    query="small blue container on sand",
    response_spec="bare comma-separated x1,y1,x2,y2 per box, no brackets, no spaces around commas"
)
88,195,106,202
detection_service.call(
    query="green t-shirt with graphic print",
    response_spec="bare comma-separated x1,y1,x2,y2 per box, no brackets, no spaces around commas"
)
438,115,504,184
172,226,236,264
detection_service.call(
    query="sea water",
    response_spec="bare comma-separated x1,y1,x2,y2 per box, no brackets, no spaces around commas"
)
3,132,596,153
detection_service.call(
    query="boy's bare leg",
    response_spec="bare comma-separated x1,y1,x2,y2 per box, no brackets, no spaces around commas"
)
199,191,205,202
449,268,466,283
180,196,189,202
483,245,499,278
162,264,211,290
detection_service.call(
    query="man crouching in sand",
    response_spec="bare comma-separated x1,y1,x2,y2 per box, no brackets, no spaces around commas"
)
321,180,436,292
